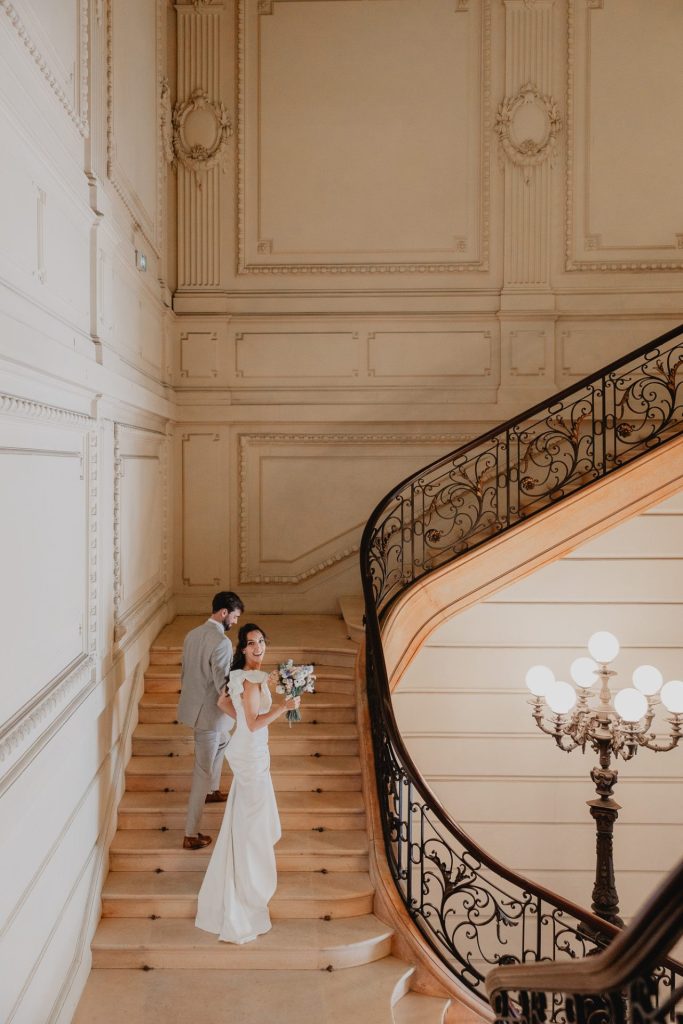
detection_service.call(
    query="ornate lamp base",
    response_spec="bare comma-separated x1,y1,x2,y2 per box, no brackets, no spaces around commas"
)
587,795,624,927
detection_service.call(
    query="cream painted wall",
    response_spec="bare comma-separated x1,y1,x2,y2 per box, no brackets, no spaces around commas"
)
0,2,174,1022
168,0,683,616
393,492,683,922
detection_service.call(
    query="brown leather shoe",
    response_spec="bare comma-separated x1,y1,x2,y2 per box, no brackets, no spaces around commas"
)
205,790,228,803
183,833,212,850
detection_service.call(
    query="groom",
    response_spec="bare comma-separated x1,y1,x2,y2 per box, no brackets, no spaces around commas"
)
177,591,244,850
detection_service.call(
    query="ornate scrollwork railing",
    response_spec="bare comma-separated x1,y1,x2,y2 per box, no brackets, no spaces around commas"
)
360,324,683,1006
486,857,683,1024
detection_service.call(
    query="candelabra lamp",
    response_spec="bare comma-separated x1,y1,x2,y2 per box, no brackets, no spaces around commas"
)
525,632,683,927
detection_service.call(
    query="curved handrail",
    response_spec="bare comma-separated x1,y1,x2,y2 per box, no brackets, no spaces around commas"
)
360,323,683,1001
485,857,683,1024
485,856,683,998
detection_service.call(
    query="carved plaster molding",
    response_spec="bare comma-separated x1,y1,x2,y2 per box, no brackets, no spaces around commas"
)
236,0,491,274
0,0,89,137
162,87,233,185
0,391,92,428
495,82,562,182
160,78,175,166
0,655,95,769
239,433,472,584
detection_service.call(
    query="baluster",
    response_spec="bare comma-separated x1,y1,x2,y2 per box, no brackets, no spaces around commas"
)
397,770,404,881
406,781,413,909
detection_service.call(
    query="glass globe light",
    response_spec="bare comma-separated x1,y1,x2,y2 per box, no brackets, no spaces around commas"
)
613,687,648,722
661,680,683,714
525,664,555,697
546,680,577,715
587,631,620,664
632,664,663,696
570,656,598,688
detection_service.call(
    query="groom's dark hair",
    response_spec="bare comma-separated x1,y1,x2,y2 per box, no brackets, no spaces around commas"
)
212,591,244,614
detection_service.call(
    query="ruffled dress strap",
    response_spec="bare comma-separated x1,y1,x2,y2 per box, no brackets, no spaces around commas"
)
228,669,246,702
228,669,267,702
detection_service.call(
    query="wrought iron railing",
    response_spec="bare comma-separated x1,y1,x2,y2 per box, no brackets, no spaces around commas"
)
485,857,683,1024
359,324,683,1004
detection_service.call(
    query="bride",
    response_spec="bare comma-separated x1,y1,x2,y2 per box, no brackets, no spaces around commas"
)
195,623,300,944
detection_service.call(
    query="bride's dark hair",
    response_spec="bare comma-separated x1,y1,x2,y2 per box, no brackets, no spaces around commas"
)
230,623,268,671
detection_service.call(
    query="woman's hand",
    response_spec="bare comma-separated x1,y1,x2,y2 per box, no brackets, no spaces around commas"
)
283,694,301,713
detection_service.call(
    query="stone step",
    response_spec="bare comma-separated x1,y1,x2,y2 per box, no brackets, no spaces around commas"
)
101,870,374,919
117,789,366,831
132,722,359,757
143,673,355,696
90,915,393,970
75,959,415,1022
149,647,357,670
125,754,361,793
138,690,356,724
144,663,355,680
339,595,365,643
108,829,369,873
392,992,452,1024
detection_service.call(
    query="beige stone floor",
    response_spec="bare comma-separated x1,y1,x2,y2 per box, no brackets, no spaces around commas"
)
74,959,415,1024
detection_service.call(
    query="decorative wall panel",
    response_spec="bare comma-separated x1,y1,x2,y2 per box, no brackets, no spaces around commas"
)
239,433,470,584
507,329,548,378
0,0,89,136
234,329,361,381
180,430,226,586
557,323,671,380
180,330,219,381
237,0,490,273
0,394,96,778
175,1,225,288
367,329,492,382
106,0,164,251
113,423,168,643
110,251,165,373
499,0,558,288
0,100,92,328
566,0,683,271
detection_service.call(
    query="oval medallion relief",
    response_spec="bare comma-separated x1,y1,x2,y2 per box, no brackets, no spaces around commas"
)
495,83,562,176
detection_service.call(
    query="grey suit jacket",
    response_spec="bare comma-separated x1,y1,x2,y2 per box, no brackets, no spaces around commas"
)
177,619,234,731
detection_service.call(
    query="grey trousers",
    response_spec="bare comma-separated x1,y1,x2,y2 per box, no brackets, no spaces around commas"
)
185,726,229,836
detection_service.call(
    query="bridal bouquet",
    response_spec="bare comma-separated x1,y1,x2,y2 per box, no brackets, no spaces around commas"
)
276,660,316,724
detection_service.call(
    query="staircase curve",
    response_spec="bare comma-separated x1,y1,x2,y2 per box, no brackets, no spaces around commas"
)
358,325,683,1011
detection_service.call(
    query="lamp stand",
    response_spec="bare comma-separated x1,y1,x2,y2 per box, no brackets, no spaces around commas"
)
587,745,624,927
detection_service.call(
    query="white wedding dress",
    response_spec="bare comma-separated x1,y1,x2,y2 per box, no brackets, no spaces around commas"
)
195,669,281,943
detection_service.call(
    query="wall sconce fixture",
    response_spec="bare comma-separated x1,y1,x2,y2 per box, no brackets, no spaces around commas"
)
525,631,683,927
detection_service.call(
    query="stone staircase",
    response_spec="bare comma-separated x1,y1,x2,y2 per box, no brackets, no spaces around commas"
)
74,615,452,1023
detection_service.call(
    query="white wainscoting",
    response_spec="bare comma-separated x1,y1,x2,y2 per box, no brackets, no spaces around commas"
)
0,1,173,1020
